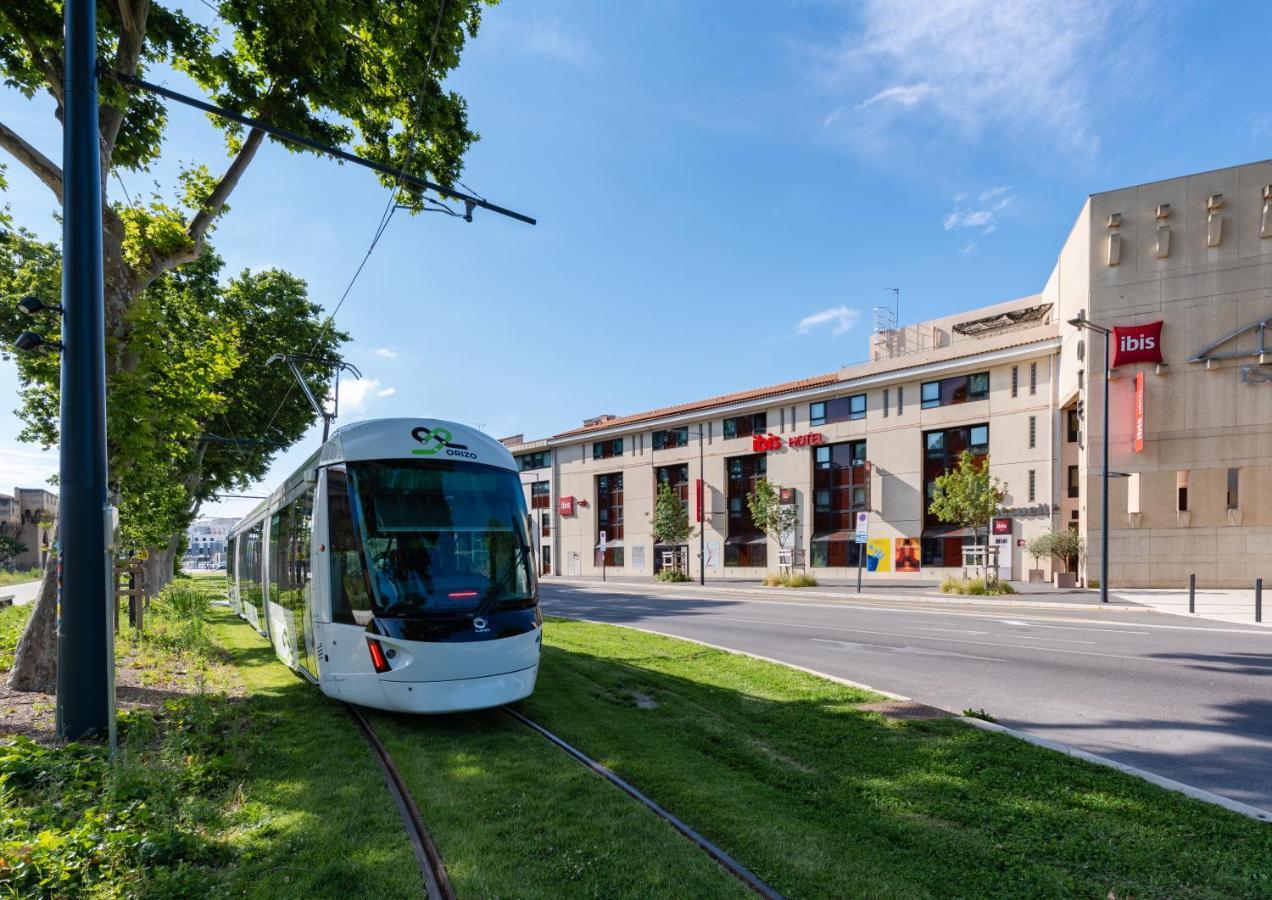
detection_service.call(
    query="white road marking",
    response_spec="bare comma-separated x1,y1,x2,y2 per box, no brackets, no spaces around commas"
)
996,619,1151,636
811,638,1004,662
544,586,1269,635
713,616,1168,663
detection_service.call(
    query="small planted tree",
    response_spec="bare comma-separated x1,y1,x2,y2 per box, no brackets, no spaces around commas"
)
651,482,695,580
747,479,798,556
929,451,1006,576
1047,529,1085,574
1026,533,1053,576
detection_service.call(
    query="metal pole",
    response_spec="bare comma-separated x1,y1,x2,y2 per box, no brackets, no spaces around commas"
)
857,546,864,593
1257,577,1263,624
56,0,112,741
1188,573,1195,614
1100,329,1110,603
699,429,705,586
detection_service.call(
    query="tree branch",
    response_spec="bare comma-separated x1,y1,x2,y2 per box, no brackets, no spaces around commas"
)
135,126,266,289
0,120,63,203
5,12,64,111
101,0,151,162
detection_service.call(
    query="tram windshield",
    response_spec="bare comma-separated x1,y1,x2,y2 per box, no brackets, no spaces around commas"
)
345,459,534,616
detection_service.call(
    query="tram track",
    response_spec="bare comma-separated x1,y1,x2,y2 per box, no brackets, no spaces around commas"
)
346,704,457,900
503,706,786,900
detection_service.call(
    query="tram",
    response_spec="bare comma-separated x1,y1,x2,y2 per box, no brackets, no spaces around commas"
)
225,418,541,712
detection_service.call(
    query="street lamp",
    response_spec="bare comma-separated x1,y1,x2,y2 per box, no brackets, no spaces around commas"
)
1067,311,1111,604
683,428,708,585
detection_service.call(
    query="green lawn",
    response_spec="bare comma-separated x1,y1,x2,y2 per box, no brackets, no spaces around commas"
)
0,603,31,671
516,617,1272,899
0,569,40,588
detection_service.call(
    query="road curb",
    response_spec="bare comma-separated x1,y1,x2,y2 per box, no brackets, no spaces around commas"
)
957,716,1272,824
548,577,1152,613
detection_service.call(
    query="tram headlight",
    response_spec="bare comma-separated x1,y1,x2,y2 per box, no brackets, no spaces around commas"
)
366,638,392,674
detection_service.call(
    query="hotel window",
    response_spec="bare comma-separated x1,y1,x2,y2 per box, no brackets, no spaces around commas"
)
897,386,904,415
1027,469,1036,502
723,413,766,440
1068,465,1080,499
1227,468,1240,509
656,463,691,504
1028,415,1037,449
1176,470,1189,512
652,427,689,451
1011,366,1019,398
517,450,550,471
1067,409,1080,443
596,473,624,567
920,372,989,409
883,388,889,418
1030,362,1038,395
592,438,623,460
530,481,550,510
920,424,989,566
810,393,866,426
725,454,767,567
811,440,868,568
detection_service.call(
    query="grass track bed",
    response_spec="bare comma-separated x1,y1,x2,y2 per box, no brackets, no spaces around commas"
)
513,617,1272,899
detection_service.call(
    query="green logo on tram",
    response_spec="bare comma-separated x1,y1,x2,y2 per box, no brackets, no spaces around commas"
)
411,426,468,456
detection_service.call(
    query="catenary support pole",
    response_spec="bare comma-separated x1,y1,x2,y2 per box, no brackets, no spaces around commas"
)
1189,574,1195,614
1257,578,1263,624
56,0,112,740
1100,329,1110,603
699,428,705,586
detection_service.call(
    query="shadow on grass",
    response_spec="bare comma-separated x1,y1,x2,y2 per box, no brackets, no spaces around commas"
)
514,624,1272,900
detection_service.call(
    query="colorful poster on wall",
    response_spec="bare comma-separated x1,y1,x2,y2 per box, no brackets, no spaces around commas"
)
865,537,891,572
895,538,921,573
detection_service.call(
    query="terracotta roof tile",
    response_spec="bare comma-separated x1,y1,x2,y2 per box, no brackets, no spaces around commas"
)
551,372,839,439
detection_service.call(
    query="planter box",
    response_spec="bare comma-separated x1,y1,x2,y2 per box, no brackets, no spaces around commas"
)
1027,569,1047,583
1054,572,1077,589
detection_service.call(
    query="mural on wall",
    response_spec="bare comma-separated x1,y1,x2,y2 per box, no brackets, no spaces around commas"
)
865,537,891,572
895,538,921,573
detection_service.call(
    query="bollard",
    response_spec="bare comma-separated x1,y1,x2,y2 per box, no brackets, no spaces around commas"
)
1258,577,1264,624
1188,574,1195,614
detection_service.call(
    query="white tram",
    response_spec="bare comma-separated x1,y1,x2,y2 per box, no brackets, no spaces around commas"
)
225,418,541,712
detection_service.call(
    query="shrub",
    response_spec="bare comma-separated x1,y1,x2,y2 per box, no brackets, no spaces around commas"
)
941,576,1016,596
763,573,819,588
655,569,691,583
143,582,216,655
963,708,997,722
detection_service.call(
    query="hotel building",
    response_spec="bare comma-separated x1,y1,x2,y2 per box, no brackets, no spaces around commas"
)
506,159,1272,588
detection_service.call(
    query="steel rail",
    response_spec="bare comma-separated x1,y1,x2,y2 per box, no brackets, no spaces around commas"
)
503,706,786,900
346,704,457,900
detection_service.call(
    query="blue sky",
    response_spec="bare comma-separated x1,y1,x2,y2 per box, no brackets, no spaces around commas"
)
3,0,1271,518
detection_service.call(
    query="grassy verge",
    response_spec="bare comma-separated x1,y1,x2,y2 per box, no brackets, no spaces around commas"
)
0,604,32,671
1,578,422,898
0,570,40,588
519,617,1272,899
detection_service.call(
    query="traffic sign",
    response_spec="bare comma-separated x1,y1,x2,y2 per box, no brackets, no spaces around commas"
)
854,511,868,544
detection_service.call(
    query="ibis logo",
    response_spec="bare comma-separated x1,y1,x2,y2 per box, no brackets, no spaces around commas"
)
1111,321,1164,368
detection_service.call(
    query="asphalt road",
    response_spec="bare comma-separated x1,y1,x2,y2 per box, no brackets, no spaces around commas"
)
2,580,40,606
540,581,1272,813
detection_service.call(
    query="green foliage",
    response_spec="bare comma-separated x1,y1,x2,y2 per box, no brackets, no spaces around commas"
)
0,568,41,587
0,696,249,896
650,481,694,546
746,479,797,550
0,535,27,568
1026,532,1053,567
655,569,691,583
962,708,997,722
1048,528,1085,573
145,581,216,655
0,602,33,671
929,450,1006,546
940,575,1016,596
762,573,819,588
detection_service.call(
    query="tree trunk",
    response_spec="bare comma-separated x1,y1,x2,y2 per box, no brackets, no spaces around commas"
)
142,534,180,596
7,556,59,694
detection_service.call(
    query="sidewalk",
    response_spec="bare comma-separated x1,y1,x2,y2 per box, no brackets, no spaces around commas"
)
1110,587,1269,628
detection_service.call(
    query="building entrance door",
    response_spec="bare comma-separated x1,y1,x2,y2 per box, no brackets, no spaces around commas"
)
541,545,551,576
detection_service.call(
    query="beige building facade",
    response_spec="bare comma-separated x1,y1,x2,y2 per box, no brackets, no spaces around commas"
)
508,159,1272,588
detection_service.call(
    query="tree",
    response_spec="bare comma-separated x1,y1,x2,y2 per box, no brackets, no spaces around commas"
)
746,479,797,557
928,450,1006,572
1046,528,1085,574
0,1,488,691
650,481,694,547
0,535,27,568
1026,532,1053,573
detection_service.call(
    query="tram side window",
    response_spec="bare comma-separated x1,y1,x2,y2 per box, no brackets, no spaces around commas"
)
280,490,313,614
328,468,373,625
242,523,264,611
268,512,283,607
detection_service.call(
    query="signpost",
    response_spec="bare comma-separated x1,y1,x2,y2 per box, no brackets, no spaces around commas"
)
855,511,868,594
599,530,607,583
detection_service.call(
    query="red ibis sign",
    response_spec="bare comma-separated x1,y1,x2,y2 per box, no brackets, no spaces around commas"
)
1112,321,1163,368
1133,370,1145,452
558,496,575,517
751,432,824,453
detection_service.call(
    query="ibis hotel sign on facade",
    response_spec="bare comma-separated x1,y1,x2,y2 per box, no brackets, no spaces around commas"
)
752,432,825,452
1112,321,1163,368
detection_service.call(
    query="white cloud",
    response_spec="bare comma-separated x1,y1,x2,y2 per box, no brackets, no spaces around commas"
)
797,306,862,336
856,82,937,110
339,377,393,415
816,0,1158,158
960,240,978,255
0,442,58,493
486,17,592,67
373,348,397,359
943,186,1014,234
